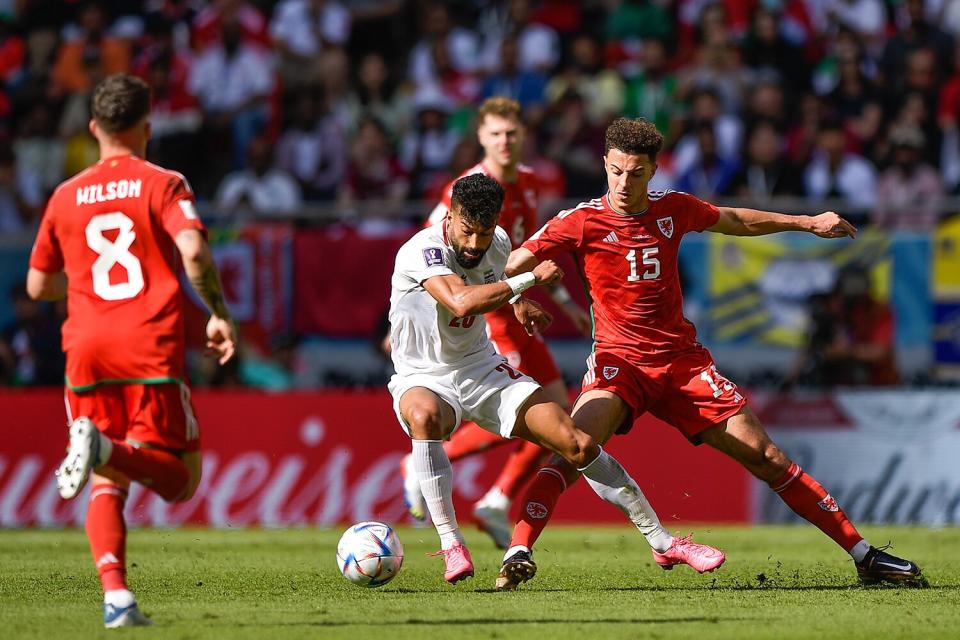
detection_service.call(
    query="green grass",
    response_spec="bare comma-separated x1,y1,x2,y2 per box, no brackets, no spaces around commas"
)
1,525,958,639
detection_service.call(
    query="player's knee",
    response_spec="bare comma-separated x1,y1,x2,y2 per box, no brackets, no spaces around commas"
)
755,442,790,481
406,405,445,439
561,430,598,469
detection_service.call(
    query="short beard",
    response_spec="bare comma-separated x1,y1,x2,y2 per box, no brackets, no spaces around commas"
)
454,248,484,269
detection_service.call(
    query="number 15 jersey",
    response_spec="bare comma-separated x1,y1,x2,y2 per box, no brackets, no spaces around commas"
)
29,155,205,390
523,191,719,364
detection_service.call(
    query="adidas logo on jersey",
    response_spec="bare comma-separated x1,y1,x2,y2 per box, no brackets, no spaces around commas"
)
602,231,619,244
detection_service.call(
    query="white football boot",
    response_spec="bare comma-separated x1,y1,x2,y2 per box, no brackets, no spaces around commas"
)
56,417,104,499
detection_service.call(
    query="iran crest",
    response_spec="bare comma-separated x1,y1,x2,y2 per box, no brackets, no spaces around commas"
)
656,216,674,238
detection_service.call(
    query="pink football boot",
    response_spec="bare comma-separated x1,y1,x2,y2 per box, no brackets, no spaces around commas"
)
431,541,475,583
652,535,726,573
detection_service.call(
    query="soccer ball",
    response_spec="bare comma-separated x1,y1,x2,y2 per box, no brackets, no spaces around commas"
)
336,521,404,587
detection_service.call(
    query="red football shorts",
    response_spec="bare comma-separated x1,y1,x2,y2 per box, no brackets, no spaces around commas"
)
490,322,563,387
65,382,201,452
581,346,745,442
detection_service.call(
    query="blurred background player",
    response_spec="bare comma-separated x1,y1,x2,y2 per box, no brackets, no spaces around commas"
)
499,117,924,590
26,74,237,628
400,96,591,548
389,173,703,584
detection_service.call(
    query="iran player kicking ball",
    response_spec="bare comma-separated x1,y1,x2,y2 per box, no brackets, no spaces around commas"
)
389,173,680,583
27,74,237,627
497,117,924,590
400,97,592,549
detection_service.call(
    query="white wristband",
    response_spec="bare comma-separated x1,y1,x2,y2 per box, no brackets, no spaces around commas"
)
505,272,536,303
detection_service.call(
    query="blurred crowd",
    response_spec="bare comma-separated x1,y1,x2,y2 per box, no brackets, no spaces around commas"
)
0,0,958,233
3,0,958,389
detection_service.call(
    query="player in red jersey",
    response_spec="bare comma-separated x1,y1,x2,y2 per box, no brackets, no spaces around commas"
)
400,97,592,548
494,117,925,590
27,75,237,627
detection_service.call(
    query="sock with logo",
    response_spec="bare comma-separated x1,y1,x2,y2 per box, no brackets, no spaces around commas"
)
443,423,505,461
495,440,550,500
770,462,864,556
98,437,190,502
509,461,576,550
86,483,129,593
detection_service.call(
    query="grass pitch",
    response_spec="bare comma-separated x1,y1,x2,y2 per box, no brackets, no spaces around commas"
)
1,525,957,639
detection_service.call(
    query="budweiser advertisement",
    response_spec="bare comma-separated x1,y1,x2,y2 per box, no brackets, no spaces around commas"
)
0,389,747,528
752,391,960,525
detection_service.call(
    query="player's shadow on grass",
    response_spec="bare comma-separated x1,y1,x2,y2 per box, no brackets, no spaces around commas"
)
226,616,731,628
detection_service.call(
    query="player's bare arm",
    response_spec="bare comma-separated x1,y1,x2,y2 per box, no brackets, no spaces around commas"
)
422,260,563,318
512,297,553,336
504,246,539,277
175,229,237,364
709,207,857,239
25,268,67,301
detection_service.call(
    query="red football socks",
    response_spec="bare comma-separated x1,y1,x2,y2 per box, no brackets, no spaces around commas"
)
770,462,863,552
509,462,578,549
443,423,505,461
495,441,550,499
106,442,190,502
86,484,128,593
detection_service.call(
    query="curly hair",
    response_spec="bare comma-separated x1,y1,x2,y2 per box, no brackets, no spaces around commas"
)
451,173,504,228
604,117,664,159
91,74,151,133
478,96,522,125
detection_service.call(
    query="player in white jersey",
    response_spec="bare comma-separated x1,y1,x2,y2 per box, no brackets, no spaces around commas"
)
389,173,675,584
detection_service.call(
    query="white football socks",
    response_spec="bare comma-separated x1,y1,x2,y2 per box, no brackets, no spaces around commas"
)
412,440,464,550
104,589,135,608
579,448,674,553
849,539,871,563
477,486,510,511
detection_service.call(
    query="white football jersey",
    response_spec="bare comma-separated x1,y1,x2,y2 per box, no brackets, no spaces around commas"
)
389,223,512,375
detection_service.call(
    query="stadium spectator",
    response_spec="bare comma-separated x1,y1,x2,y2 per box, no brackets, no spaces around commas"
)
275,89,347,201
674,121,739,198
0,17,25,86
479,0,560,75
742,79,788,133
50,1,131,95
0,282,65,386
215,135,303,217
817,0,887,46
400,87,460,198
826,45,883,148
347,52,411,139
12,103,64,200
788,265,899,387
803,119,877,211
0,143,42,232
191,0,269,51
621,38,680,140
408,2,479,89
339,116,409,212
187,14,275,171
480,35,548,113
604,0,671,44
728,121,803,199
881,0,954,88
884,47,943,167
872,126,943,231
741,7,809,91
545,34,624,126
543,90,606,197
671,87,743,178
270,0,351,89
677,2,749,114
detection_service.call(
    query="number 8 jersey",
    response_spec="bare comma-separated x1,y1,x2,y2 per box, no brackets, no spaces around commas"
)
29,155,205,390
522,191,719,363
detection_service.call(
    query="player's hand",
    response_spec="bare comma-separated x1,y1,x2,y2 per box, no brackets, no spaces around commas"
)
205,315,237,365
532,260,563,285
562,301,593,337
513,298,553,335
809,212,856,239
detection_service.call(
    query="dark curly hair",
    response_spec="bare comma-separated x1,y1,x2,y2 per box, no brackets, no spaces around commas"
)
605,117,664,159
451,173,504,228
91,74,151,133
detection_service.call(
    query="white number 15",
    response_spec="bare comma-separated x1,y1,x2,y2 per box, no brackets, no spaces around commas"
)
626,247,660,281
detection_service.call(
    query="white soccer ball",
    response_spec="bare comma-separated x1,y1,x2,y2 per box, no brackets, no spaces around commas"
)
336,521,404,587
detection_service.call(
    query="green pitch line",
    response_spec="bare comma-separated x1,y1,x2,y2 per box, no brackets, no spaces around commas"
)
1,525,957,640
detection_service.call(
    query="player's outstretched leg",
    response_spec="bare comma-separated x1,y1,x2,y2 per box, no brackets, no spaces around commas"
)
701,407,925,586
400,388,473,584
57,417,191,502
473,440,547,549
85,477,153,628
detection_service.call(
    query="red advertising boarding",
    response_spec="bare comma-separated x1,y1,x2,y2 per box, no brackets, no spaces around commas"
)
0,389,750,528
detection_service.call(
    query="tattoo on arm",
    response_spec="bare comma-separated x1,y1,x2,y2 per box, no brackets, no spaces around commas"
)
189,261,231,319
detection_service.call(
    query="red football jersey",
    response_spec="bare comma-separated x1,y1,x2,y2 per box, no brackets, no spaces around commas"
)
29,155,205,390
426,162,539,334
523,190,719,362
